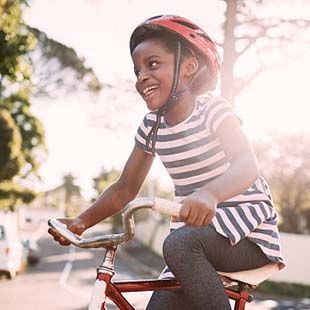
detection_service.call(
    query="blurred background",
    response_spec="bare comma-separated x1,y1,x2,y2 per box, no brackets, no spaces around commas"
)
0,0,309,309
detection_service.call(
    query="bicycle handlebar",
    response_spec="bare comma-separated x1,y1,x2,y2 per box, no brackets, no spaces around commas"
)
48,197,181,249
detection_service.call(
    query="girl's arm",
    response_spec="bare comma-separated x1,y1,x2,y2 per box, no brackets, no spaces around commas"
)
49,144,154,244
201,115,259,202
180,115,259,226
80,144,154,229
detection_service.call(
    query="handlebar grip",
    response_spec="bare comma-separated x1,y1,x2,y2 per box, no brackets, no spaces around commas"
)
153,197,181,217
48,219,81,244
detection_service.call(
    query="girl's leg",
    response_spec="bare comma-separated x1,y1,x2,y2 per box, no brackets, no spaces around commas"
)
147,225,270,310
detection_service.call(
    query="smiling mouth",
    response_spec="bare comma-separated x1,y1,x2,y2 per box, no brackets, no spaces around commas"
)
142,85,159,99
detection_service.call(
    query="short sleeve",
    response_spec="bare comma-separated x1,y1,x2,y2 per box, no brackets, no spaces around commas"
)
204,97,239,133
135,114,152,154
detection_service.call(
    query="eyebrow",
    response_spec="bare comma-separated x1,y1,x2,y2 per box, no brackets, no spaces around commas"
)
144,55,161,62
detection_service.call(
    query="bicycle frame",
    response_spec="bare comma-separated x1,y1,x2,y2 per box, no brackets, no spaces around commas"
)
89,246,253,310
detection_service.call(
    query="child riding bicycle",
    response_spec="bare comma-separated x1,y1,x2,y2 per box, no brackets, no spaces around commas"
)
49,15,285,309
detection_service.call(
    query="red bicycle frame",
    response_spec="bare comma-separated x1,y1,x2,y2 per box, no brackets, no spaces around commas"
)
92,246,253,310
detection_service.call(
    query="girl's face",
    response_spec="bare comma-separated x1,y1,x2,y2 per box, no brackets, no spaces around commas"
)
131,38,175,111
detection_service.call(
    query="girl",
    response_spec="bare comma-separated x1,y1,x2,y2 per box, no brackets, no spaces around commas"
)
49,15,285,309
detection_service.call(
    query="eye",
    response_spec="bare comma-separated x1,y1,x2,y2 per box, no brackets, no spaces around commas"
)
149,61,159,70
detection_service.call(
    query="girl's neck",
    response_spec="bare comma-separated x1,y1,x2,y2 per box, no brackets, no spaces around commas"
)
163,93,197,126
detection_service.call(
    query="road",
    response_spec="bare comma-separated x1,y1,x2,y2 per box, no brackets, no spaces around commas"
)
0,215,309,310
0,223,153,310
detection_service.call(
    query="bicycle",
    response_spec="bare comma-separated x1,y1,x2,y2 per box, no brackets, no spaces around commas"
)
48,197,279,310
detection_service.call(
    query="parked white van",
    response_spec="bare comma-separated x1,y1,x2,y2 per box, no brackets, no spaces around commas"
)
0,212,26,279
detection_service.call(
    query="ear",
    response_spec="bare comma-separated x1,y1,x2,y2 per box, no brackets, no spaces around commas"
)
183,57,199,78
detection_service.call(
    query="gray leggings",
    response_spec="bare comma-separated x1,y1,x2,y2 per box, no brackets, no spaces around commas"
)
146,225,270,310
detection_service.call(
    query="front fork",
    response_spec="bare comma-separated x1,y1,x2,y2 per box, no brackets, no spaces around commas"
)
88,247,117,310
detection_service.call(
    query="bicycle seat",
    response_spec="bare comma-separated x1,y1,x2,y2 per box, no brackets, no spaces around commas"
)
218,262,280,288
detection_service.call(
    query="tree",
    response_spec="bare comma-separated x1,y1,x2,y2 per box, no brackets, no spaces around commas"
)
92,167,121,232
221,0,310,104
93,167,119,195
0,0,41,210
0,109,22,181
28,26,103,97
61,173,83,217
254,133,310,234
0,0,102,211
0,108,35,210
62,174,81,204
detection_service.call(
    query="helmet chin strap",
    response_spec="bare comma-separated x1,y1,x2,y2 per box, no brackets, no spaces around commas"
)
145,41,182,155
146,43,207,155
158,41,182,116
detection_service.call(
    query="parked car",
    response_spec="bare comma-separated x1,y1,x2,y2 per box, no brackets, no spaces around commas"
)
0,215,26,279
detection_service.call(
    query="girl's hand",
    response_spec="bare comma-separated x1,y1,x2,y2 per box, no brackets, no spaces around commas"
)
179,190,217,227
48,217,86,246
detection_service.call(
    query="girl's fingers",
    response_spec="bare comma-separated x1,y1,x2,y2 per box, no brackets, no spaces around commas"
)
179,204,190,222
184,205,196,225
180,200,216,227
188,208,200,226
48,228,56,237
195,211,209,227
192,216,204,227
48,228,71,245
54,235,71,246
59,239,71,246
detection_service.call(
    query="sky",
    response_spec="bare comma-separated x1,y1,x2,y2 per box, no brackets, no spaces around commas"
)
24,0,310,199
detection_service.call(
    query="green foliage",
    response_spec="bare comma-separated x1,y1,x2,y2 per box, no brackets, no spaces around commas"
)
1,92,46,176
0,0,35,95
0,108,24,180
0,0,103,212
62,174,81,203
0,0,41,211
92,167,121,231
60,173,82,217
0,180,35,211
257,280,310,298
93,167,119,195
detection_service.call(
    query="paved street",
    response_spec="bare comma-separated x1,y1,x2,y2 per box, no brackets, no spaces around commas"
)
0,223,152,310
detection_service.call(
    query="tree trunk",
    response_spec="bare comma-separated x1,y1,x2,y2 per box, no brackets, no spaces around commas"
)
221,0,238,105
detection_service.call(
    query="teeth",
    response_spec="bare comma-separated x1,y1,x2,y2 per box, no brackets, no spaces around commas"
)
143,85,158,95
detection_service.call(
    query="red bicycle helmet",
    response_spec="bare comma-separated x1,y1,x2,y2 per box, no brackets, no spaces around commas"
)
130,15,220,91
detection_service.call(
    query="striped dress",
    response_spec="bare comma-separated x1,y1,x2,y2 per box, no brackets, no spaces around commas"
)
135,96,285,279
